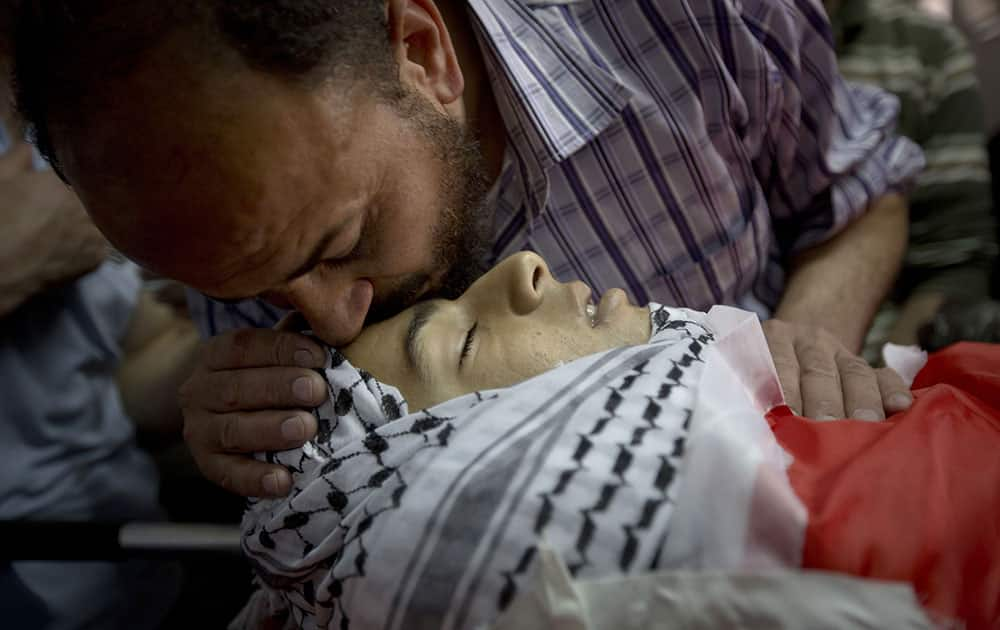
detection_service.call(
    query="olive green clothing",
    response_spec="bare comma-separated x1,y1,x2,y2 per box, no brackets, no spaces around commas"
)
831,0,996,304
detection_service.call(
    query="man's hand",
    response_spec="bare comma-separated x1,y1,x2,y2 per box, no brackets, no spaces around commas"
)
763,319,913,421
179,329,329,497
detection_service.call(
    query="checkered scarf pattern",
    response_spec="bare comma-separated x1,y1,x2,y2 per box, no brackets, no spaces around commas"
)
237,304,718,630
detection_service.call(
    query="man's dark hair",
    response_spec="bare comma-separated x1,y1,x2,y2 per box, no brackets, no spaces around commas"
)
11,1,393,177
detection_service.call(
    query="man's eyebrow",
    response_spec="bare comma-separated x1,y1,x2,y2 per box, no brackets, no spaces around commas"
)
200,222,346,304
285,227,342,283
405,301,440,382
203,224,348,303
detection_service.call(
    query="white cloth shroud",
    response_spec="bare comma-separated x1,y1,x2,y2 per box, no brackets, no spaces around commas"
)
234,306,865,630
490,544,933,630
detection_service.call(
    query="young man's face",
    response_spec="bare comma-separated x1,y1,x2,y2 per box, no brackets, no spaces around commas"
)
58,34,492,346
342,252,653,410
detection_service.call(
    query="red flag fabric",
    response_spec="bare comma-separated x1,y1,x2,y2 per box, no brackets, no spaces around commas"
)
767,343,1000,628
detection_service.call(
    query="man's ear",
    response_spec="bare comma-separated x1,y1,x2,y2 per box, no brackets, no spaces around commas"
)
386,0,464,106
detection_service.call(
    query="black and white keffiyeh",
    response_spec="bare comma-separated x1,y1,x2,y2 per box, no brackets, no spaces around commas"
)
234,304,795,630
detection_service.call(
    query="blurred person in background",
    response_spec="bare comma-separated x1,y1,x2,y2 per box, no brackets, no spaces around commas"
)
827,0,999,356
0,24,206,628
950,0,1000,296
0,118,190,628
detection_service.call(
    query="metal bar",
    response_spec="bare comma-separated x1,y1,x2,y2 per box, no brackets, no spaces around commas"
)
0,522,242,561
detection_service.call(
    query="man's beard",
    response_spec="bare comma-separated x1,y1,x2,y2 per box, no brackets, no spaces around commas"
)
364,89,494,325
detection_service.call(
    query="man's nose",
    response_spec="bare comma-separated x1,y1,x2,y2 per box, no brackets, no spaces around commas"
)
269,274,374,346
505,251,548,315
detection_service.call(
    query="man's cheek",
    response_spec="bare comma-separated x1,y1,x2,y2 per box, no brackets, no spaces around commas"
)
382,215,440,270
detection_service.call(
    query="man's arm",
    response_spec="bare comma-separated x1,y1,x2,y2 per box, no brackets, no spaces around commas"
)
760,193,917,422
735,0,923,420
0,141,108,316
775,192,908,353
763,193,914,420
116,290,203,435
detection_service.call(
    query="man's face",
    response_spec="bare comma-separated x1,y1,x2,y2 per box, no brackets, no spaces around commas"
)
59,41,492,345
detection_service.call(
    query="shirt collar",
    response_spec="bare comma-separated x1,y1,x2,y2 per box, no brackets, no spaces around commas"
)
467,0,633,219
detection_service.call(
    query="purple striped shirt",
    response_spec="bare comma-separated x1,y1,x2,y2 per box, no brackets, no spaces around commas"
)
191,0,924,336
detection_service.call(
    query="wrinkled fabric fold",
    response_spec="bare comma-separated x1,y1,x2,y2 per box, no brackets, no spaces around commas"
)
234,305,802,630
769,343,1000,628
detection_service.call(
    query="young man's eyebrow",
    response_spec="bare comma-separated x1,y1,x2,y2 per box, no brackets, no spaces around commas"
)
405,301,440,382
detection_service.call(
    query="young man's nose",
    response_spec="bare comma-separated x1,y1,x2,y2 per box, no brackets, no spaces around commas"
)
504,251,548,315
267,275,374,346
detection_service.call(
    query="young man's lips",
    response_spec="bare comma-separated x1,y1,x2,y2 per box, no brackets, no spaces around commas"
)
594,288,627,327
569,281,597,324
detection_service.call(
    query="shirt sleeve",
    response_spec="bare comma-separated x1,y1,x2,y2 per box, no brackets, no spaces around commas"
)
741,0,925,257
185,290,285,338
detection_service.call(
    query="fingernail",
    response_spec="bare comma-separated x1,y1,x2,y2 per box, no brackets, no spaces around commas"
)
889,393,913,410
294,349,319,368
281,416,306,442
816,414,837,421
262,472,282,497
293,376,315,403
852,408,881,422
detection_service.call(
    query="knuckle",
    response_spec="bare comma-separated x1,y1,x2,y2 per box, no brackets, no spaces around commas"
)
208,329,255,368
219,414,243,452
219,375,242,411
204,333,233,369
229,329,257,362
838,355,873,379
800,361,838,380
812,400,837,412
797,345,837,378
256,376,279,408
770,356,799,372
274,332,296,366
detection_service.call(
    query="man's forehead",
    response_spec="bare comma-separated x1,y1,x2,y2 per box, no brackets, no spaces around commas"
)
66,31,367,173
66,80,379,293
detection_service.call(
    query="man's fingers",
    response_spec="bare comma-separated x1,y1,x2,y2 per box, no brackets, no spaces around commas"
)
877,367,914,415
205,328,326,371
763,322,803,415
181,366,328,413
796,336,845,420
200,409,319,453
837,352,884,421
195,452,294,498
